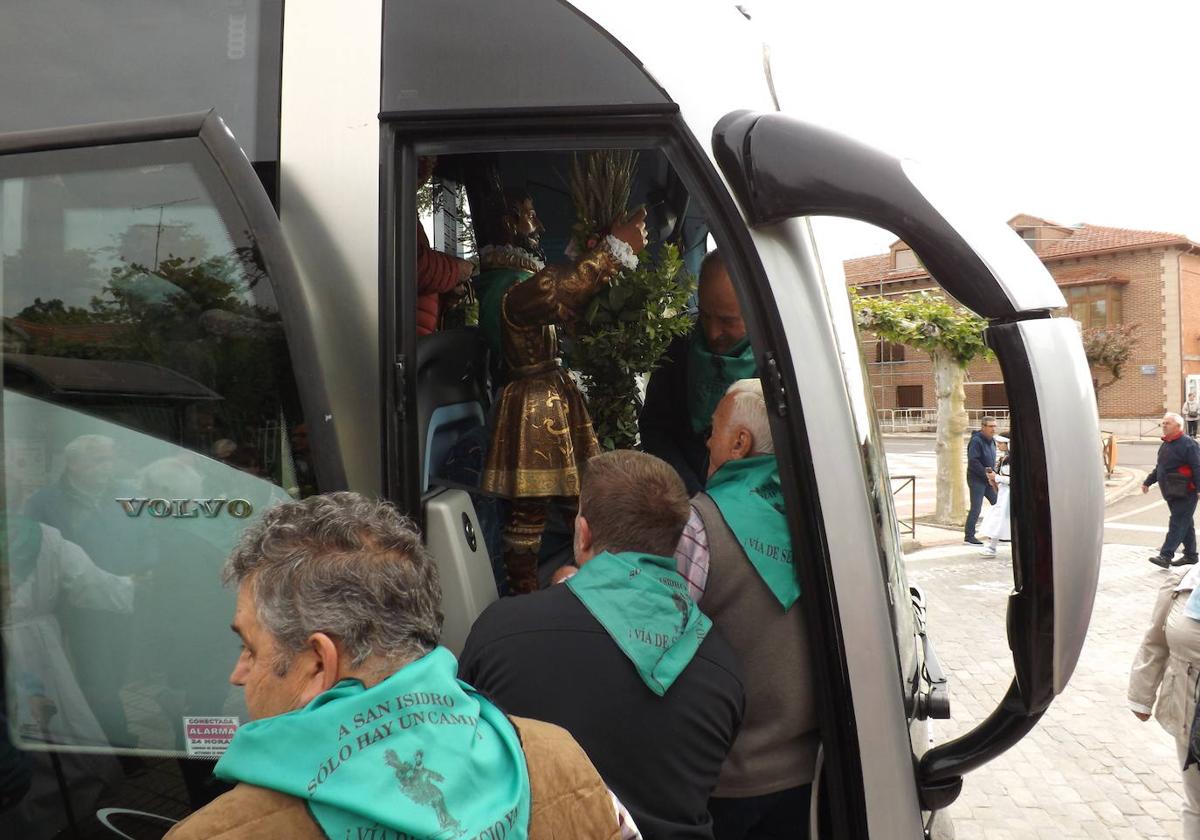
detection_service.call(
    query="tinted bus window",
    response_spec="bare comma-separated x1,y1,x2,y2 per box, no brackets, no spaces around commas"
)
0,1,282,162
1,137,313,836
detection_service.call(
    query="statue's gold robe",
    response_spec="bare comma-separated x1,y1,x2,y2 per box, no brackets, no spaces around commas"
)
481,246,623,499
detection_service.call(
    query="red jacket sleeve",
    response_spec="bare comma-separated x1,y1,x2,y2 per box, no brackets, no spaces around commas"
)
416,225,463,294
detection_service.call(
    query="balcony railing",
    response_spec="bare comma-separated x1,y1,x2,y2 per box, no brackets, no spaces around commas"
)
877,408,1011,434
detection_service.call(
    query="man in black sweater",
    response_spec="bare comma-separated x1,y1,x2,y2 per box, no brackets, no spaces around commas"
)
640,251,754,495
459,450,745,840
1143,412,1200,568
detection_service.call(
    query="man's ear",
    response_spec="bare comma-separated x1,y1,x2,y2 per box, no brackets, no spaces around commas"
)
575,513,595,564
296,632,341,705
733,427,755,458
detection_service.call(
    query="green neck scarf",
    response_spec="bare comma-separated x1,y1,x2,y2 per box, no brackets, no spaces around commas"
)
214,647,530,840
476,267,534,360
686,331,757,433
706,455,799,609
566,551,712,696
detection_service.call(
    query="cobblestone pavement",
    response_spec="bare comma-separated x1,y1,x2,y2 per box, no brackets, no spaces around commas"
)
907,541,1185,839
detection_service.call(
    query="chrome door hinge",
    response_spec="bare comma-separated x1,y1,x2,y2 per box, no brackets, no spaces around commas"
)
393,354,407,420
764,351,788,417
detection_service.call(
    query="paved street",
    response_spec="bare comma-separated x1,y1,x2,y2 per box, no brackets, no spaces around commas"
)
883,435,1161,522
910,542,1184,838
888,434,1192,838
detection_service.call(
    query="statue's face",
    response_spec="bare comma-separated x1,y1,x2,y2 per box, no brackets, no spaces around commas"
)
504,198,544,253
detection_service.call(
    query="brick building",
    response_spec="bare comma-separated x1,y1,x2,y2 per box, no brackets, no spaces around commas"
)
846,215,1200,429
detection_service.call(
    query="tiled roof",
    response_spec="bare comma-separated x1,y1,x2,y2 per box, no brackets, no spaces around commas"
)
1032,222,1192,259
845,215,1199,287
843,254,891,283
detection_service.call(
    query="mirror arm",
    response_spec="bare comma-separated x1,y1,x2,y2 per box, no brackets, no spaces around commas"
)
914,629,951,722
915,680,1043,810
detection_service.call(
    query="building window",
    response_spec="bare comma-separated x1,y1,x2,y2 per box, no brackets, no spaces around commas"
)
893,248,920,271
1065,284,1122,329
876,340,906,363
981,383,1008,409
896,384,923,408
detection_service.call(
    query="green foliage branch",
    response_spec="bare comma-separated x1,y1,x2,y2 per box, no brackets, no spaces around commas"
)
10,237,287,431
851,290,991,364
565,151,696,450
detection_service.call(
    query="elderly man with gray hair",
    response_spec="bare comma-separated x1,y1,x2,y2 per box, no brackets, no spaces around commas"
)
166,492,629,840
1143,412,1200,569
675,378,820,839
964,416,999,546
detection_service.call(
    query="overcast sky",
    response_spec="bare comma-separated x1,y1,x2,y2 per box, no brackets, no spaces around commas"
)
752,1,1199,264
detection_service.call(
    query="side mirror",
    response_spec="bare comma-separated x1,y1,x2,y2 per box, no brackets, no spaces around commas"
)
713,111,1105,807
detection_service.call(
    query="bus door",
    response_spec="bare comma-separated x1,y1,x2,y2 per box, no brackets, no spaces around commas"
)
374,3,884,837
713,111,1105,833
0,111,343,838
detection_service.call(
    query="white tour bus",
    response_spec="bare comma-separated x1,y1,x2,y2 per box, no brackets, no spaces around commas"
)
0,2,1103,838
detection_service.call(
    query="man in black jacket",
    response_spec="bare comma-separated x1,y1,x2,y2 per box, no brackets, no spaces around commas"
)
639,251,754,495
964,417,999,545
1143,412,1200,568
459,450,745,840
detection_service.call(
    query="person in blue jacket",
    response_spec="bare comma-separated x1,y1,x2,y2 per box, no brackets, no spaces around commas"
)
1143,412,1200,568
964,417,999,545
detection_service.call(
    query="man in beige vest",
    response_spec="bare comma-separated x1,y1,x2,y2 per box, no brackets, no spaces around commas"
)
675,379,819,839
166,492,630,840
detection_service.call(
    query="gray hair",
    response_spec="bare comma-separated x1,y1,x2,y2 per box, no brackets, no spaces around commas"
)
222,492,442,675
1165,412,1186,427
981,416,997,429
725,378,774,454
64,434,114,467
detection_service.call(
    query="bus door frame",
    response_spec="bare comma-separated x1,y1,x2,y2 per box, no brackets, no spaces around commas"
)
378,105,868,837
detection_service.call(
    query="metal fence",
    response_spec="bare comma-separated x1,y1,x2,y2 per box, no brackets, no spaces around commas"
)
890,474,917,537
877,408,1010,434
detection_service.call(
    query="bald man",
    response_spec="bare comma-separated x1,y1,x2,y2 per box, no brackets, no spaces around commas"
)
640,250,755,494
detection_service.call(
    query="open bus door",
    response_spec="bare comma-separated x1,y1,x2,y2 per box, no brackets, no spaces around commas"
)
712,111,1105,828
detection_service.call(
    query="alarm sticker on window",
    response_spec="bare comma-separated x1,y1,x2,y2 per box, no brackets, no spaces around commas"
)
184,716,240,757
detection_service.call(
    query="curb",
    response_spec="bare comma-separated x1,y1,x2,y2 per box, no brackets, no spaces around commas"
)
1103,468,1142,505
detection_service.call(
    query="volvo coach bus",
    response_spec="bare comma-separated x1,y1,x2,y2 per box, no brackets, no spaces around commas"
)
0,2,1104,838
